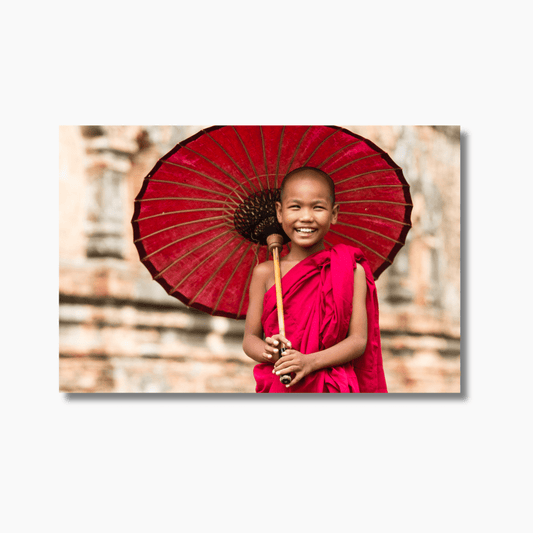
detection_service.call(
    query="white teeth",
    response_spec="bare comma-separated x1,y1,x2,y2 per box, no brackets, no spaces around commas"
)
296,228,315,233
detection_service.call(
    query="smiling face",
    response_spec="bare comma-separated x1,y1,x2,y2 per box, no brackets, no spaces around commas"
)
276,170,339,253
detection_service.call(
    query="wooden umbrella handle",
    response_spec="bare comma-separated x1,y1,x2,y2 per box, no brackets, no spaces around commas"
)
267,235,291,386
271,245,285,337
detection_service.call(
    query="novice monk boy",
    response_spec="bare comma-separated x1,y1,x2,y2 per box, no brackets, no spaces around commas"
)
242,167,388,393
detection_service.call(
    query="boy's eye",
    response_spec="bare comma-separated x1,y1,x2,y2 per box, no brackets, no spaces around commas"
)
288,205,300,209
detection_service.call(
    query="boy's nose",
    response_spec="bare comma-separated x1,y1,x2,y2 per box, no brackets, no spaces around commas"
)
299,209,314,221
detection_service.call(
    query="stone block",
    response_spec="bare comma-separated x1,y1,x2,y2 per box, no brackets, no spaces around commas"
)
59,357,114,393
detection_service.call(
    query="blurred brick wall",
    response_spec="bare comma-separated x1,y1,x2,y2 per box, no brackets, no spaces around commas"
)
59,125,460,393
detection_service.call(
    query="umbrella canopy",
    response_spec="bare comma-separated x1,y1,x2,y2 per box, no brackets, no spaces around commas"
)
132,125,412,319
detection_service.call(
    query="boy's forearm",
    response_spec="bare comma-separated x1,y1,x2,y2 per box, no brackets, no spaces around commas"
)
308,335,367,372
242,334,269,364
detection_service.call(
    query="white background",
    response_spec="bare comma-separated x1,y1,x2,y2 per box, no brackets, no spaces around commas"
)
3,1,532,532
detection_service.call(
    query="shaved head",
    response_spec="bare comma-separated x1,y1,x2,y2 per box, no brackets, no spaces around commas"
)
280,167,335,204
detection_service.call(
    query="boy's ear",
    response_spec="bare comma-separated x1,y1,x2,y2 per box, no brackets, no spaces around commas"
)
331,203,340,224
275,201,282,223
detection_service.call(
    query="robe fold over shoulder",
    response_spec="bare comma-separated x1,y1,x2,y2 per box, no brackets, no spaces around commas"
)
254,244,388,393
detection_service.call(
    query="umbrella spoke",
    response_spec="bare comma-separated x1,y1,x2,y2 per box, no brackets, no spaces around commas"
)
260,126,269,189
302,128,341,167
160,160,246,201
339,199,413,207
189,238,248,307
179,144,256,198
316,140,362,168
339,212,411,226
135,195,235,208
336,184,410,195
231,126,262,191
329,153,385,175
134,216,228,243
334,167,403,185
286,126,313,174
335,221,406,244
203,131,260,194
170,234,241,294
275,126,285,188
328,229,392,263
212,241,254,314
140,179,240,204
135,207,226,222
135,194,230,205
152,228,233,278
141,223,228,262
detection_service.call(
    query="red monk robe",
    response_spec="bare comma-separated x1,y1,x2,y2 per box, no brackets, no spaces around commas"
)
254,243,388,393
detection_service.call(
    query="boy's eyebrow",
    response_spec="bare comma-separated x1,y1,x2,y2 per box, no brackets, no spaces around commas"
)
285,197,330,204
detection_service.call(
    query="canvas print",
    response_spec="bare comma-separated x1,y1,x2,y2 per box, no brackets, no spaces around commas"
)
59,125,460,393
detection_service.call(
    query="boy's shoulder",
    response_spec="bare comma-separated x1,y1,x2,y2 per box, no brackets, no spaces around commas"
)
253,259,273,277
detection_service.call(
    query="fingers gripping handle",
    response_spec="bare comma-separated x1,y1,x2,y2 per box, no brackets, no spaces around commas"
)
278,346,291,385
267,234,292,386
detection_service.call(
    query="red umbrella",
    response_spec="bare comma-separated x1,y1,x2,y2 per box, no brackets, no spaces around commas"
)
132,125,412,320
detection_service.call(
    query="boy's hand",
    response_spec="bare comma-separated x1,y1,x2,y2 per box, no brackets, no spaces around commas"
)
272,349,314,387
263,335,292,363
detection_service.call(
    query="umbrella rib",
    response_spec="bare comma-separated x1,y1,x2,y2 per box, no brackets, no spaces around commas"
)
316,140,362,168
151,228,233,278
336,184,410,195
188,238,247,307
328,229,391,263
335,221,406,244
140,224,227,261
339,199,413,207
285,126,313,174
135,208,226,222
212,241,254,314
135,178,239,205
135,194,230,205
134,216,228,243
203,130,260,194
160,160,245,201
302,128,341,167
260,126,269,189
275,126,285,188
139,186,240,207
237,244,260,317
141,178,239,200
338,212,411,226
135,195,238,209
178,145,254,197
141,224,227,262
231,126,263,191
328,153,385,175
170,234,240,294
334,167,403,185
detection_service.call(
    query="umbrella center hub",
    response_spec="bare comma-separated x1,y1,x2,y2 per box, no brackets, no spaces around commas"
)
233,188,289,246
